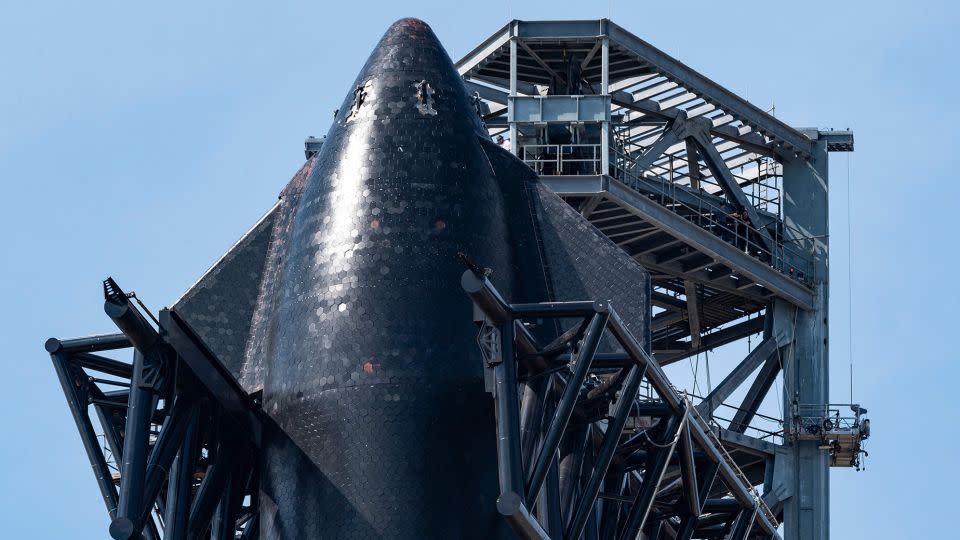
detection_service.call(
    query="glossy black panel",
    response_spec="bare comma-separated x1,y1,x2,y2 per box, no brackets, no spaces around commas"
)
240,158,316,392
478,137,650,349
259,19,513,539
173,204,277,377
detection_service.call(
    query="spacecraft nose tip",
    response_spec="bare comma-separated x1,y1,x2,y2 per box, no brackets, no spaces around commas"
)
389,17,431,30
379,17,443,51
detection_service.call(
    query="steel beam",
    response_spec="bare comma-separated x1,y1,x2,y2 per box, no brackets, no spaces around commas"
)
779,134,831,540
606,20,813,157
456,22,511,75
656,316,765,366
46,334,130,354
496,320,525,496
728,354,781,433
137,398,198,529
163,408,202,540
729,506,758,540
715,428,777,459
51,354,120,519
617,414,683,540
683,281,701,350
567,364,647,540
497,492,550,540
627,122,682,173
527,312,608,504
696,336,778,417
678,425,700,518
685,418,779,536
693,131,775,253
110,350,158,540
604,178,813,309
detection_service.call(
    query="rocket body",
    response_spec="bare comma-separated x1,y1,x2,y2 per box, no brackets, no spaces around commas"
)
258,19,513,539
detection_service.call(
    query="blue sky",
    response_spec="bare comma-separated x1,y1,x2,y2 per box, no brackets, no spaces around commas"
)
0,1,956,537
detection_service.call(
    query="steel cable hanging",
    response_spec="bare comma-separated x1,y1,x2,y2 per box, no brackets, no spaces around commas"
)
847,153,855,404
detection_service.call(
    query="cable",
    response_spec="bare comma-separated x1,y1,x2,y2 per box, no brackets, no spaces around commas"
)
688,352,701,396
847,153,855,404
642,424,683,448
705,349,712,395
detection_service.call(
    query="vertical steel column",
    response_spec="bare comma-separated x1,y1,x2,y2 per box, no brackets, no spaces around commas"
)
163,407,201,540
137,398,197,527
779,134,830,540
600,34,610,176
543,454,563,538
534,379,564,538
496,319,524,495
559,425,590,525
520,377,549,472
495,319,547,539
211,467,242,540
508,21,519,156
110,350,157,540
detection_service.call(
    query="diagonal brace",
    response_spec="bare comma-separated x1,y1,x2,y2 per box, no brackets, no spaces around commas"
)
526,312,608,505
697,336,778,418
692,131,775,252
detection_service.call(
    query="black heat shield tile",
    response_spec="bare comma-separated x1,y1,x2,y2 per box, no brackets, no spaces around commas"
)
251,18,513,539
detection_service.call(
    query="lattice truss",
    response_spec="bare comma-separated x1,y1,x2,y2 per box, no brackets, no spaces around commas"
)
462,268,781,540
456,19,854,367
47,279,262,540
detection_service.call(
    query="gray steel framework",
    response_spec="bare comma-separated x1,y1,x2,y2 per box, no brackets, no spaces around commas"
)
459,19,867,540
461,265,780,540
47,279,262,540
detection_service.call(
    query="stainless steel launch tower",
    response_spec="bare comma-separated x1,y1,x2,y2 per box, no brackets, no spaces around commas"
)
459,19,865,540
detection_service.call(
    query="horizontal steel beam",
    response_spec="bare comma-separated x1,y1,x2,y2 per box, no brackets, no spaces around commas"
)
656,316,765,365
46,334,130,354
715,427,778,458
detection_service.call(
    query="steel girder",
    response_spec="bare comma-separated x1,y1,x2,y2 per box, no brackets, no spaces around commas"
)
47,278,261,540
461,267,780,540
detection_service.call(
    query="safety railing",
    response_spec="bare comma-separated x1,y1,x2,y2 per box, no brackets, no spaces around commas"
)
687,391,784,445
611,148,817,286
791,403,870,439
521,144,601,176
687,396,780,529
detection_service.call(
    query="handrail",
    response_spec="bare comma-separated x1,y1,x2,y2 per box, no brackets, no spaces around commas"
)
687,395,780,529
521,144,601,176
612,147,817,285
